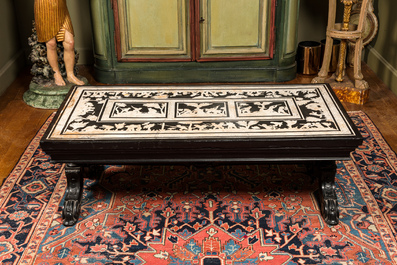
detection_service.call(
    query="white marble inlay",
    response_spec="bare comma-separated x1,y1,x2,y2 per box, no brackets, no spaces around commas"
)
46,84,356,140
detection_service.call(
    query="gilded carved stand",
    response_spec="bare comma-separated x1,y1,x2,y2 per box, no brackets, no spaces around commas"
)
312,0,372,104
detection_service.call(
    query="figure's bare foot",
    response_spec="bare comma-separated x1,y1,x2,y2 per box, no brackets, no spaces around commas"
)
54,72,66,86
67,75,85,86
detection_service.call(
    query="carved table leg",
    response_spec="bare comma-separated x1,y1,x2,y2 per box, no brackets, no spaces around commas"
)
63,164,84,226
63,164,104,226
314,161,339,225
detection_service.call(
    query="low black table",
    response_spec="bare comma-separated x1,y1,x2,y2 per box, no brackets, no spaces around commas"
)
40,84,362,226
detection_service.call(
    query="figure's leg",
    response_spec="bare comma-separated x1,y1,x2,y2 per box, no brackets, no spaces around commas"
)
63,30,85,85
63,164,84,226
314,161,339,225
46,38,66,86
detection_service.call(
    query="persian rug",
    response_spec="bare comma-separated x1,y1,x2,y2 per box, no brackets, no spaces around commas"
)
1,111,397,264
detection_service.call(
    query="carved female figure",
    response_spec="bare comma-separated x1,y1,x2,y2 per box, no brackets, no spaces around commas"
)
34,0,84,86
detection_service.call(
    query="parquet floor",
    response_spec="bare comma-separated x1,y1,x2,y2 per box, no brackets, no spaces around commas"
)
1,64,397,183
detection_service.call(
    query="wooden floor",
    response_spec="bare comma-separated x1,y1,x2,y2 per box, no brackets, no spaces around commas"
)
1,64,397,183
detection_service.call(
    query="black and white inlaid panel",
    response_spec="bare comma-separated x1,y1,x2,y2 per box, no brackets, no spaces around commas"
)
45,84,356,140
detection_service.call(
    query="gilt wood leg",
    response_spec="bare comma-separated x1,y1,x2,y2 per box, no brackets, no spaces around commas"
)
314,161,339,225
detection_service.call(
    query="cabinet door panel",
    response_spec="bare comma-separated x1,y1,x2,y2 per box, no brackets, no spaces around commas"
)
198,0,275,61
115,0,192,61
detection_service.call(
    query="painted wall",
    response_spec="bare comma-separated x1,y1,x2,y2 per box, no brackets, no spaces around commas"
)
297,0,328,43
1,0,396,95
364,0,397,95
0,0,26,95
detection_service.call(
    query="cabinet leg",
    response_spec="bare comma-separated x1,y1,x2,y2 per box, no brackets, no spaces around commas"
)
63,164,83,226
315,161,339,225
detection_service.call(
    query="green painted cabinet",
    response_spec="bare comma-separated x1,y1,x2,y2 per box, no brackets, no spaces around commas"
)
90,0,300,83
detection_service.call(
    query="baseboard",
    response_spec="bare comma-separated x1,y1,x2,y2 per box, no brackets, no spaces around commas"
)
365,45,397,95
0,51,26,96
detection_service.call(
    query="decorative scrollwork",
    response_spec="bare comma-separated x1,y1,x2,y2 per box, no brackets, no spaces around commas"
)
63,164,83,226
62,200,81,227
314,161,340,225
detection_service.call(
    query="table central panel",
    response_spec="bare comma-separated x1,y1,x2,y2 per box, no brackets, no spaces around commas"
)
99,97,301,122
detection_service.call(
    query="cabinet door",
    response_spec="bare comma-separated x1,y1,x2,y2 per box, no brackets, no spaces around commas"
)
197,0,275,61
114,0,193,61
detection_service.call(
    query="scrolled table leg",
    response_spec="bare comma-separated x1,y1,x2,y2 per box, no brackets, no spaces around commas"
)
63,164,83,226
315,161,339,225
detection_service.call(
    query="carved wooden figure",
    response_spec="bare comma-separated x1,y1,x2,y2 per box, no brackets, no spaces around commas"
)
34,0,84,86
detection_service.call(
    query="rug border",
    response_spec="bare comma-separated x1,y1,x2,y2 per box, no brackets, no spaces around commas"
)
0,114,55,204
20,168,67,264
353,111,397,166
349,111,397,263
345,159,397,263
